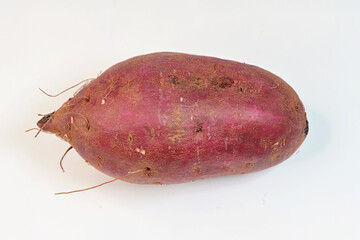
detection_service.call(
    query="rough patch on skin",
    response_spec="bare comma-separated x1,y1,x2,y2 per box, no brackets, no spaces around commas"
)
190,77,205,89
168,108,185,142
211,76,234,89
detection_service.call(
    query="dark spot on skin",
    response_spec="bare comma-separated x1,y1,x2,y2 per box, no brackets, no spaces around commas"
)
153,66,157,69
239,86,244,93
38,112,54,125
145,167,155,177
212,76,234,89
168,75,179,85
86,119,91,130
127,133,134,143
304,120,309,136
85,96,90,102
195,125,202,133
245,162,253,168
295,104,300,111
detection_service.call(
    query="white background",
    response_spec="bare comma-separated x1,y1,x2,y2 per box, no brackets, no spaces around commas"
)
1,1,359,239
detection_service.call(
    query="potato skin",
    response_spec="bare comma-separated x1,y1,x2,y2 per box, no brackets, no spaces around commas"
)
38,52,308,184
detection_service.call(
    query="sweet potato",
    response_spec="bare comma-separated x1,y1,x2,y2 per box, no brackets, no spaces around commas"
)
37,52,308,184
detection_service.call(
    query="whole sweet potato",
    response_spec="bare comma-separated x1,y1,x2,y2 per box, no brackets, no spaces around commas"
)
37,52,308,184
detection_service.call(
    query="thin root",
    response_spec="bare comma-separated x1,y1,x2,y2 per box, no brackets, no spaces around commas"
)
60,146,73,172
25,128,40,133
54,169,147,195
39,78,94,97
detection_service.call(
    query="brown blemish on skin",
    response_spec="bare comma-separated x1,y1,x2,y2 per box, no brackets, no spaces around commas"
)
192,167,201,174
245,162,253,168
211,76,234,89
239,86,244,93
145,167,155,177
168,75,180,85
195,125,202,133
96,156,104,167
190,77,204,88
127,133,134,143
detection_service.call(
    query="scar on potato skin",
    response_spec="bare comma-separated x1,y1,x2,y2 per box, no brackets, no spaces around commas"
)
192,167,201,174
127,133,134,143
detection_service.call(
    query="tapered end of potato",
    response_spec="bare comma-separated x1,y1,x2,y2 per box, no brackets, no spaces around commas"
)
37,112,56,133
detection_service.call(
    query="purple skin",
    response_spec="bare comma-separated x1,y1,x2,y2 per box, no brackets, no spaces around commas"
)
38,52,308,184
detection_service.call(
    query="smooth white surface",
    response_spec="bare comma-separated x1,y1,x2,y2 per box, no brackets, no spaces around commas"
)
1,1,359,239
